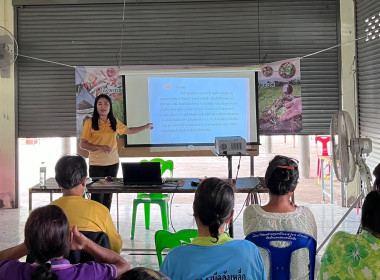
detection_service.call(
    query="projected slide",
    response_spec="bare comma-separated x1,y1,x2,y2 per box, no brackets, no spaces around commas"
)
148,77,249,144
123,65,259,146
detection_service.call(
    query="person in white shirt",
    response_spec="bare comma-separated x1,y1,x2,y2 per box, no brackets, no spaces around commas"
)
243,155,317,280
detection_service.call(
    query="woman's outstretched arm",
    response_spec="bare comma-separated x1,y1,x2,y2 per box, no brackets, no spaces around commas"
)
124,123,153,135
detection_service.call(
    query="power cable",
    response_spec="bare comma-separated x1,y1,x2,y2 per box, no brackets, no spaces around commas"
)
169,192,176,233
117,0,127,67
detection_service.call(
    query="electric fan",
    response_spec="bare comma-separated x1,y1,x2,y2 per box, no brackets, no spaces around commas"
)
330,110,372,189
0,26,18,78
317,110,373,253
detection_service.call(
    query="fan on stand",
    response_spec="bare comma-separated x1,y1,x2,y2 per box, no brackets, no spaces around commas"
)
330,110,372,193
317,110,373,253
0,26,18,78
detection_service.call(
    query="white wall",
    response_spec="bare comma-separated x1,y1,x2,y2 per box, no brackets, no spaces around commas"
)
0,0,16,208
340,0,360,206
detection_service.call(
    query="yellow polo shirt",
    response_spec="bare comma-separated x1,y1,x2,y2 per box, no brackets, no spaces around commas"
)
51,196,122,253
81,118,128,166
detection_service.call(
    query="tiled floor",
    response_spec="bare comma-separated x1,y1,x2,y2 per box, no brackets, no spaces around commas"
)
0,136,361,271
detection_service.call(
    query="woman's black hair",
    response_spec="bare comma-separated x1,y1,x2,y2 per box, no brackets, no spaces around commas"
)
193,177,234,242
372,163,380,190
92,94,117,131
25,205,71,280
55,155,87,190
32,263,59,280
361,190,380,234
118,267,170,280
265,155,299,196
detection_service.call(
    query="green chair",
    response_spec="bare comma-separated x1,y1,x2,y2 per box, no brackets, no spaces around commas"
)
155,229,198,266
130,158,174,240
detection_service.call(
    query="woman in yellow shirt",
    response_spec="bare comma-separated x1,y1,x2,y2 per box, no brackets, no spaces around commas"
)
80,94,153,209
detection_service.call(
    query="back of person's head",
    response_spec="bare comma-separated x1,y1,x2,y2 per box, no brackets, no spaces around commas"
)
373,163,380,190
265,155,299,196
361,190,380,235
25,205,70,280
55,155,87,189
118,267,170,280
193,177,234,242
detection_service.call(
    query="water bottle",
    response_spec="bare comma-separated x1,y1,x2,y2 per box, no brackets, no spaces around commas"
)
39,162,46,187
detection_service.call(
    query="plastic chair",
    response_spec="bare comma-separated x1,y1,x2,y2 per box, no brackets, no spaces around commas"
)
316,136,331,183
245,231,316,280
155,229,198,266
69,231,111,263
130,158,174,240
26,231,111,264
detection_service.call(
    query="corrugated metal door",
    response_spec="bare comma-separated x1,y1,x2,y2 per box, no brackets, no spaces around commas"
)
355,0,380,170
15,0,339,137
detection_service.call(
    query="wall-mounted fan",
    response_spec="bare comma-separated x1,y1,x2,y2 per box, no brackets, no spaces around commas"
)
0,26,18,78
317,110,373,253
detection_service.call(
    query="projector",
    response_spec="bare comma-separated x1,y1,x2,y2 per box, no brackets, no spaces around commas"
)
215,136,247,156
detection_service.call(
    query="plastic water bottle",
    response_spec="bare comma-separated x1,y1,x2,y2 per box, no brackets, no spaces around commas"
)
39,162,46,187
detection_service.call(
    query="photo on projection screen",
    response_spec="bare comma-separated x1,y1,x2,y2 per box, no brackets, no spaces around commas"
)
122,66,259,147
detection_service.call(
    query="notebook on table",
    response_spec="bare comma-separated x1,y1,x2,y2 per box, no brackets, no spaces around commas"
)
121,162,163,186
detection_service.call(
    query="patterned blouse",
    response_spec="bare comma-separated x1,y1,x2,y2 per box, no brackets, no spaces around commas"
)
318,230,380,280
243,204,317,280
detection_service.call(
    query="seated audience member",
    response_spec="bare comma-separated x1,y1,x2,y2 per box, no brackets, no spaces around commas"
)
243,155,317,279
0,205,130,279
373,163,380,190
118,267,170,280
51,155,122,254
319,190,380,279
160,177,266,280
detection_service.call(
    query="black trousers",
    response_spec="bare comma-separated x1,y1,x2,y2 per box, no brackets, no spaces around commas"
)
89,163,119,210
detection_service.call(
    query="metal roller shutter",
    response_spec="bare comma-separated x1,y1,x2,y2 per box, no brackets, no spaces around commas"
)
355,0,380,170
258,1,339,134
14,0,339,138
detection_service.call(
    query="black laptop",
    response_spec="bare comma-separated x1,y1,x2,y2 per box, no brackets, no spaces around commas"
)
121,162,163,185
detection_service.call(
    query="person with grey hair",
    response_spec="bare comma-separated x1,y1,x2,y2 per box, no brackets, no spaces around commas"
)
51,155,122,254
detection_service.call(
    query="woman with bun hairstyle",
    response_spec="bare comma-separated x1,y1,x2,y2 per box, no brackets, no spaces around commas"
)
0,205,130,279
160,177,266,280
243,155,317,280
80,94,153,209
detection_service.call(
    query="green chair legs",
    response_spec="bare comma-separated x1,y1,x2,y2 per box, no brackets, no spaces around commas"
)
130,196,170,240
130,158,174,240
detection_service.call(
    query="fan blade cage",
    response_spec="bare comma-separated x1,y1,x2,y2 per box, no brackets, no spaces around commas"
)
330,111,356,184
0,26,18,69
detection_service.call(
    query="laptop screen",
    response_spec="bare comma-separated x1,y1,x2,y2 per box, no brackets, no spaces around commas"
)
121,162,163,185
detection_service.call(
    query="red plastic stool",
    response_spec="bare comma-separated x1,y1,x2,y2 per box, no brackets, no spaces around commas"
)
316,136,330,183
